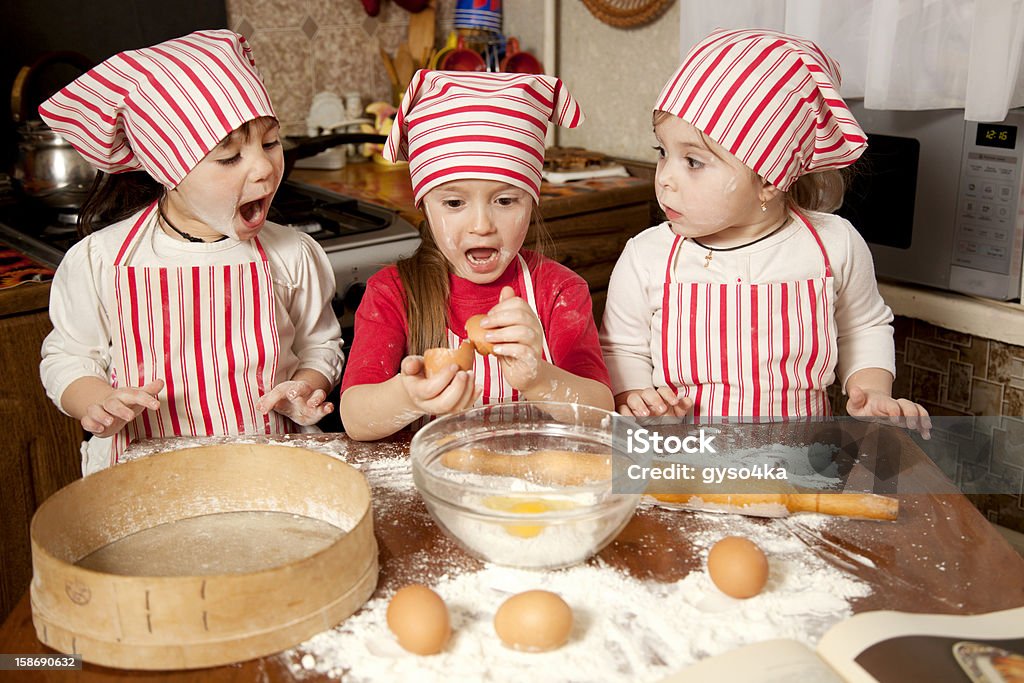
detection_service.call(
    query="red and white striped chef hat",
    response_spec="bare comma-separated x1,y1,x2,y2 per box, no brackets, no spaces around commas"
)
39,30,276,189
383,70,585,204
655,29,866,191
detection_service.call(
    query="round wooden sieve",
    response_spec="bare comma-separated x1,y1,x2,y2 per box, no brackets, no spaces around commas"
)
29,443,377,670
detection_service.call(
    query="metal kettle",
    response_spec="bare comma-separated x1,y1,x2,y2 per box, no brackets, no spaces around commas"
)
11,51,97,210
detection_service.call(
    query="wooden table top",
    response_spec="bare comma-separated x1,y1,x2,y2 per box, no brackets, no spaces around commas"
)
290,162,655,228
3,428,1023,681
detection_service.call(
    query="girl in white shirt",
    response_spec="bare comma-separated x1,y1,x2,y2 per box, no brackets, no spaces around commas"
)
600,29,929,435
38,30,343,474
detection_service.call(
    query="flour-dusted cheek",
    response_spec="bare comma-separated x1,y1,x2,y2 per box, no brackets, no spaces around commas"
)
696,176,745,227
428,214,470,276
181,190,241,240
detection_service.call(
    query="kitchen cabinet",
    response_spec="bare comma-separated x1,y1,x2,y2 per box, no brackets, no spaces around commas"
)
0,282,82,623
535,177,658,321
290,161,658,322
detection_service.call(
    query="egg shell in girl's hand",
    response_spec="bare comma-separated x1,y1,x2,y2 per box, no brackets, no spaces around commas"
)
386,584,451,655
706,536,769,599
465,314,494,355
493,590,573,652
423,341,475,378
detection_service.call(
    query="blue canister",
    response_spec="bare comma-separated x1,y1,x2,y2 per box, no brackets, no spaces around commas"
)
454,0,502,33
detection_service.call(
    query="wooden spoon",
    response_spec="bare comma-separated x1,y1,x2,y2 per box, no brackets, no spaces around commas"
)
394,42,416,93
379,46,399,92
407,0,436,69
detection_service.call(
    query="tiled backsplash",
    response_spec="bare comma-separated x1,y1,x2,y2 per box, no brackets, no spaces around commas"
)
225,0,455,135
829,316,1024,533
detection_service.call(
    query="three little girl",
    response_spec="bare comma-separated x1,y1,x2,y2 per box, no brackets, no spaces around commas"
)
41,29,928,458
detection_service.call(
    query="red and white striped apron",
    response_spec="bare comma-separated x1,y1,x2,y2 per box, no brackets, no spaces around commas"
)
422,254,551,425
656,210,836,419
108,202,292,463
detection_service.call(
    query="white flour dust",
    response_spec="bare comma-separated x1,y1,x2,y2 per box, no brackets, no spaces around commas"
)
122,436,874,681
285,469,872,682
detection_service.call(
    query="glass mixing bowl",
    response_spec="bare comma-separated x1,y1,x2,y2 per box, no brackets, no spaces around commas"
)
410,402,640,569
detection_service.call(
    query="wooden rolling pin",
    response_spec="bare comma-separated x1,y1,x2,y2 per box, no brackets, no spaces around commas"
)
647,492,899,521
440,448,611,487
439,448,899,521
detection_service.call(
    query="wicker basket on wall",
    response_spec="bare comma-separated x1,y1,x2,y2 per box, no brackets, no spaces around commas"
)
581,0,674,28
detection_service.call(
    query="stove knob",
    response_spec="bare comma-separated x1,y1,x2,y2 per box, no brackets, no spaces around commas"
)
341,282,367,314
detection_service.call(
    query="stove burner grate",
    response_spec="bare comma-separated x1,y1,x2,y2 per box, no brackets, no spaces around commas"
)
269,184,391,240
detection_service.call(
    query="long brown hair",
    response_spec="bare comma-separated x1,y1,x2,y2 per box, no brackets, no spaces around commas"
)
78,171,163,236
396,204,552,356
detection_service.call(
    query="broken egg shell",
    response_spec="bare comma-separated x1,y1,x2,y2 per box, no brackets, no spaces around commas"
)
493,589,573,652
465,314,494,355
423,341,475,378
385,584,451,655
706,536,769,599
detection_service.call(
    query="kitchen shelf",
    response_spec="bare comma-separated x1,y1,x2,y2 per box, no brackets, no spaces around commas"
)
878,279,1024,346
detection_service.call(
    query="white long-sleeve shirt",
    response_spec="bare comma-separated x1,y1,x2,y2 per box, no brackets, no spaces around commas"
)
41,211,344,416
599,210,895,395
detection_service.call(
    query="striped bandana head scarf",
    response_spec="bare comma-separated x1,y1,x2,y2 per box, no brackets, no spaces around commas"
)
655,29,866,191
39,30,276,189
384,70,585,204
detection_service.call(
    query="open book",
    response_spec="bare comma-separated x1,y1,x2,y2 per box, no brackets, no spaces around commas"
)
660,606,1024,683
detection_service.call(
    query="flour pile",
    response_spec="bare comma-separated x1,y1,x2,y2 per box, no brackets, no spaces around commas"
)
286,513,870,682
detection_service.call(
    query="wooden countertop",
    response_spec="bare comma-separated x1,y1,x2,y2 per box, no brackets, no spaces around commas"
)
290,162,655,227
2,426,1022,681
0,280,50,318
878,279,1024,347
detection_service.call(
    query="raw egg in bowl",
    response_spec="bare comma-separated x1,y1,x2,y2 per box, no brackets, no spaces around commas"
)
410,402,641,570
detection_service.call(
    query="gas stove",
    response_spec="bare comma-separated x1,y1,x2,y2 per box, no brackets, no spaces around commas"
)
0,178,421,323
266,181,421,322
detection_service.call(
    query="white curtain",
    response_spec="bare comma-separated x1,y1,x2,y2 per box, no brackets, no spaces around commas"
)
679,0,1024,121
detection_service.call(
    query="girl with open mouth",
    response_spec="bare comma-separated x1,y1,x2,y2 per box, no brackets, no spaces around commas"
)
38,30,344,475
339,71,614,441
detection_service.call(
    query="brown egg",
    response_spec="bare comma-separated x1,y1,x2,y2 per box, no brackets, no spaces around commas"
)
493,590,573,652
386,584,451,655
706,536,769,599
423,341,475,378
465,314,494,355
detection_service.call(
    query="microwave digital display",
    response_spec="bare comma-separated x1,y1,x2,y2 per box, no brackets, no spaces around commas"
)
975,122,1017,150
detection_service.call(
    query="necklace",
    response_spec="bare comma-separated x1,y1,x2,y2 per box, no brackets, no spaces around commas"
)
158,204,228,243
691,218,790,268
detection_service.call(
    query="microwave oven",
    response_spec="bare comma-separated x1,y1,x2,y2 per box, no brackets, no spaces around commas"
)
837,103,1024,301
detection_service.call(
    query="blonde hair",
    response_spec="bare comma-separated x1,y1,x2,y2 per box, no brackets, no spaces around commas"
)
652,110,852,213
396,204,551,356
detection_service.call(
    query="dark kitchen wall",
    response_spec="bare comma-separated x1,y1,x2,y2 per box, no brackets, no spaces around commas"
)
0,0,228,169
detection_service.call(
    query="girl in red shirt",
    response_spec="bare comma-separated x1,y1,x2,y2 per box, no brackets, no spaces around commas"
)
339,71,613,440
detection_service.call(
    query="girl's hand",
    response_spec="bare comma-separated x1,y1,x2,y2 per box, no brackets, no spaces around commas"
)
846,385,932,439
81,379,164,437
258,380,334,426
615,387,692,418
480,286,546,391
399,355,481,416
